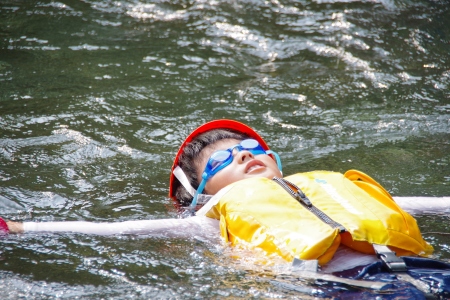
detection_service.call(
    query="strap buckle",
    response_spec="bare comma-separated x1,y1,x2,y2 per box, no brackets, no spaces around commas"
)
373,244,407,272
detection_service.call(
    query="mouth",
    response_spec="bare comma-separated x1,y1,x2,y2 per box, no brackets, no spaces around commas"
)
245,160,266,174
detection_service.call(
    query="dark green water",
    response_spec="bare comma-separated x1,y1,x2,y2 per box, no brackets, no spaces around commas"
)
1,0,449,298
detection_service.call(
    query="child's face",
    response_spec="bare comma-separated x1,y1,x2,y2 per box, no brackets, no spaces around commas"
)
196,138,282,195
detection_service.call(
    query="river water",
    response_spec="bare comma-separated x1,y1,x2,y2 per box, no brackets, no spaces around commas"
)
0,0,449,298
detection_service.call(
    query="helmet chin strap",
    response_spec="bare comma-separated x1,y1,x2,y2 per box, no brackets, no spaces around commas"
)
173,166,196,197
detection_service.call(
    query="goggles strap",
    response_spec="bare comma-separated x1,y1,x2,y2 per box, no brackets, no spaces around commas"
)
191,179,206,208
266,150,283,175
173,166,196,197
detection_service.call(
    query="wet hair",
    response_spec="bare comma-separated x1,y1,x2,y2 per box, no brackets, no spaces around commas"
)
175,129,249,207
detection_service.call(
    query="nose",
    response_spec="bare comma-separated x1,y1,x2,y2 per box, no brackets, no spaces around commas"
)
235,150,254,164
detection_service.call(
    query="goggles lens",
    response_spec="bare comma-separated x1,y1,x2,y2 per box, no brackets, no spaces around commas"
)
209,151,232,169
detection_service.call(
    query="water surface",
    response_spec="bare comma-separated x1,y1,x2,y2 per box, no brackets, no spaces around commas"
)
1,0,449,298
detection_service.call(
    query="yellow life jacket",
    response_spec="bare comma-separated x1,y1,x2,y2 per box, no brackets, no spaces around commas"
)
202,170,433,265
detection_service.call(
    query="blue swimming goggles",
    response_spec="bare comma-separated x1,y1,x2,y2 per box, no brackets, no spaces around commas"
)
190,139,282,208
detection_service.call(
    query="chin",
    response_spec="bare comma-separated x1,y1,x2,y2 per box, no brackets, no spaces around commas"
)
248,170,279,179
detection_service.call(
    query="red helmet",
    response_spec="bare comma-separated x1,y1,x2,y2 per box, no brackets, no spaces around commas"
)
169,119,270,201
